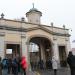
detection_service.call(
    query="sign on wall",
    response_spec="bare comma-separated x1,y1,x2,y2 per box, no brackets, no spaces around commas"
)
6,49,12,54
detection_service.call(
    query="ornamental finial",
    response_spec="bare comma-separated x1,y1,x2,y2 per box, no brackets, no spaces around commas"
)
32,3,34,8
1,13,4,19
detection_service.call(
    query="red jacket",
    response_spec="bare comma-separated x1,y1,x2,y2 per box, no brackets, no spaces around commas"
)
20,56,27,69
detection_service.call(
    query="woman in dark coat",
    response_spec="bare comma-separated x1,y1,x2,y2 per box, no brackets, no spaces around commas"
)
0,57,2,75
67,51,75,75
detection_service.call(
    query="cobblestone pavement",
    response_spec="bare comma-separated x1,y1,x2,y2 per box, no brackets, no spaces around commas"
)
37,68,70,75
2,68,71,75
27,68,71,75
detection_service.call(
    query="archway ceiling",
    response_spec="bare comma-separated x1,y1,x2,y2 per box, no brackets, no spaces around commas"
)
30,37,51,46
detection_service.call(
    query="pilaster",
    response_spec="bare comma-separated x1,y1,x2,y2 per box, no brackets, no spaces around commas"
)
21,35,31,71
0,32,5,59
65,38,71,56
52,37,60,68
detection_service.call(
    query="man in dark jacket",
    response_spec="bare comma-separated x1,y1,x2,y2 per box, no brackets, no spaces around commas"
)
12,58,18,75
7,58,12,74
67,51,75,75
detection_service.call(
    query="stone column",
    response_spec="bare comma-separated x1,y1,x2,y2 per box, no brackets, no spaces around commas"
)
21,36,28,58
21,35,31,71
0,32,5,59
52,38,60,68
65,38,71,56
26,42,31,71
40,44,45,61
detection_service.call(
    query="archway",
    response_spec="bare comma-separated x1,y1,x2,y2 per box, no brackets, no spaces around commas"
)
29,37,53,70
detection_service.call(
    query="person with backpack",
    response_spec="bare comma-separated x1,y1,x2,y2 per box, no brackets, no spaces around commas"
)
2,57,8,75
67,51,75,75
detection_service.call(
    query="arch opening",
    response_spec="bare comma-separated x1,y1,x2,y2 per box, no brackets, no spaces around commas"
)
29,37,53,70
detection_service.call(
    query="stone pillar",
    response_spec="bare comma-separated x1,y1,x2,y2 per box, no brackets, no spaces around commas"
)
21,35,31,71
65,38,71,56
26,42,31,71
21,36,28,58
52,38,60,68
40,44,45,61
0,33,5,59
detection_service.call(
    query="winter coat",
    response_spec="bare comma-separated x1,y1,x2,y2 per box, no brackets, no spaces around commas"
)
67,54,75,68
0,61,2,75
52,57,58,69
2,58,8,69
20,56,27,70
67,51,75,75
12,58,18,67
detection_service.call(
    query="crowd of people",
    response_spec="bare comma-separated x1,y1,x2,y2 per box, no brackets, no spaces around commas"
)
0,55,58,75
30,57,58,75
0,51,75,75
30,59,52,70
0,56,27,75
30,52,75,75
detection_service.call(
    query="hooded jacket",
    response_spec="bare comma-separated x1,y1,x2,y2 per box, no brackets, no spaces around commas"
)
20,56,27,69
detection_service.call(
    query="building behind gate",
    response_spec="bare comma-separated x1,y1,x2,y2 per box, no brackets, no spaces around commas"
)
0,6,71,70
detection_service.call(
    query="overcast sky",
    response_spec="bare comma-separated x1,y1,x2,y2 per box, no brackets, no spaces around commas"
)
0,0,75,48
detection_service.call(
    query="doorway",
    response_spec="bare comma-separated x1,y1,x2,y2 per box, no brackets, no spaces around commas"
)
58,46,67,67
6,44,20,58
